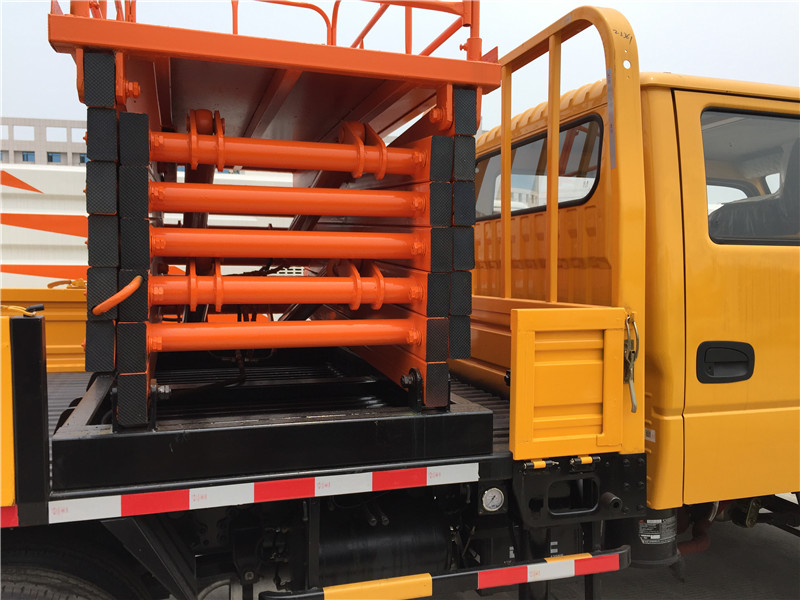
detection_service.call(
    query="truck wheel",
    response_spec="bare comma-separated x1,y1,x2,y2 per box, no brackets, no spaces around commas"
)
1,566,115,600
1,542,154,600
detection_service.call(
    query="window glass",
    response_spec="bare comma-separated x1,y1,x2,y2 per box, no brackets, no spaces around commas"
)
47,152,62,163
21,151,35,162
475,118,601,220
79,153,88,164
703,110,800,244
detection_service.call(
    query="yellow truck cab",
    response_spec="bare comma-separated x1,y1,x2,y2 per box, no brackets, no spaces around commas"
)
462,71,799,516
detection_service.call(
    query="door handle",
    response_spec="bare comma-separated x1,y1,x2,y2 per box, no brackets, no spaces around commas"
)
696,341,755,383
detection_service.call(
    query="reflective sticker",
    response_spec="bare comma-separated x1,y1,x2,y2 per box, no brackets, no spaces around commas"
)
50,496,121,523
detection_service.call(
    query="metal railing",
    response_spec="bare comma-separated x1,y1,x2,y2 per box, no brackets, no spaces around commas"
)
54,0,483,60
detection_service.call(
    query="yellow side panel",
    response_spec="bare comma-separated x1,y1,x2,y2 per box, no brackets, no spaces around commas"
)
510,305,640,459
0,288,86,372
640,87,686,509
685,408,800,502
324,574,432,600
1,317,15,507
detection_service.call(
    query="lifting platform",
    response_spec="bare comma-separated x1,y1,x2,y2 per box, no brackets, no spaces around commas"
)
44,0,502,492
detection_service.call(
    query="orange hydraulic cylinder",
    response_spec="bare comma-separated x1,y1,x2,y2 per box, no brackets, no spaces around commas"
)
149,182,426,218
147,319,419,352
149,275,420,309
149,131,424,175
150,227,426,260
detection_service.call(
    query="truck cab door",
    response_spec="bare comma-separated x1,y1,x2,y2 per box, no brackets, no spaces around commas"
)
674,90,800,504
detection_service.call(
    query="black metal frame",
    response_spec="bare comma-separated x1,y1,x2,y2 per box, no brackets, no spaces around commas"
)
52,348,495,491
9,316,51,526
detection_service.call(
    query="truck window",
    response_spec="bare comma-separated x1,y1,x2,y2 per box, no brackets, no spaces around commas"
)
475,117,602,220
703,109,800,244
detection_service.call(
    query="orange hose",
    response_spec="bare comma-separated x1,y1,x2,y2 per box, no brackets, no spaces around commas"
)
91,275,142,315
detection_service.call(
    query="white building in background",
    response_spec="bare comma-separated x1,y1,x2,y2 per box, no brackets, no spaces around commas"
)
1,117,88,166
1,118,293,288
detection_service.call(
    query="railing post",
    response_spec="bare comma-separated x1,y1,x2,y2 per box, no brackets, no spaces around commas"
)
545,33,561,303
500,64,512,298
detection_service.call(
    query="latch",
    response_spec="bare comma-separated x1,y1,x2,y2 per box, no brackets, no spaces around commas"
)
623,314,640,413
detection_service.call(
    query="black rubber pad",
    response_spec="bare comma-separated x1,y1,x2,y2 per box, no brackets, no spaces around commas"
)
86,161,117,215
426,272,450,318
449,271,472,317
87,108,118,162
85,320,115,372
429,182,453,227
120,218,151,270
449,315,471,359
119,112,149,166
429,136,455,182
118,269,149,322
425,362,450,408
452,227,475,271
453,88,478,136
87,214,119,268
426,318,450,362
118,166,149,220
116,372,149,428
83,52,116,108
429,228,454,273
116,322,148,373
453,181,476,226
453,135,476,182
86,267,118,321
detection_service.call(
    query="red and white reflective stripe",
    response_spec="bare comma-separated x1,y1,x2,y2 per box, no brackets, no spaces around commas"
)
477,553,621,589
0,505,19,528
47,463,479,524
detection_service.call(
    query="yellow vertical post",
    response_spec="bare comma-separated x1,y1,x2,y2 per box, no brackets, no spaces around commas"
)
500,65,513,298
545,34,561,303
1,317,15,507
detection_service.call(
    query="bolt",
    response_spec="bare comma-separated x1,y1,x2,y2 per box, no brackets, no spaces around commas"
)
406,329,421,345
429,107,443,123
125,80,141,98
623,482,631,491
243,571,255,582
623,458,631,468
411,240,426,256
409,286,423,300
400,374,414,387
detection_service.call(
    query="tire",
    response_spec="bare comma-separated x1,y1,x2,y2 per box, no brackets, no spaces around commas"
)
1,565,116,600
2,537,154,600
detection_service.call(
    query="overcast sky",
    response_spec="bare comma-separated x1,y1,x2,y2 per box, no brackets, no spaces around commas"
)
1,0,798,130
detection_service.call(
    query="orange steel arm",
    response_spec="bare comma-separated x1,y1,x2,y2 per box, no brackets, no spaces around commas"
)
148,319,420,352
149,182,426,218
149,228,426,260
149,132,423,176
149,275,421,310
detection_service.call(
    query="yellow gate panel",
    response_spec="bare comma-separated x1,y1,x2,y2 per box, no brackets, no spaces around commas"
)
1,317,15,507
0,288,86,373
510,306,629,459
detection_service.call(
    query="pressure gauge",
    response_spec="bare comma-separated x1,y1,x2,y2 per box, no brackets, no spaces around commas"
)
481,487,505,512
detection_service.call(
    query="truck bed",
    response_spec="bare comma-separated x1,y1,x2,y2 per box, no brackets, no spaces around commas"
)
47,350,512,497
